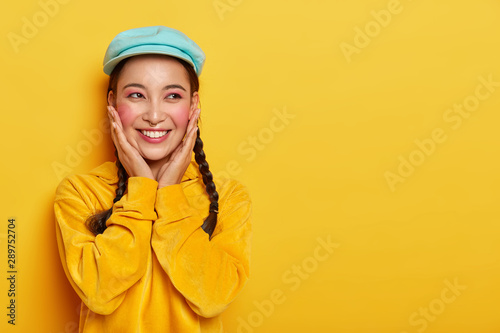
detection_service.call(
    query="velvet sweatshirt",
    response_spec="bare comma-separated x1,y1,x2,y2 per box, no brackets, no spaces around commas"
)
54,157,252,332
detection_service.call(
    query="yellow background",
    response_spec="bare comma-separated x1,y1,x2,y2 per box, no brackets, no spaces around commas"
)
1,0,500,332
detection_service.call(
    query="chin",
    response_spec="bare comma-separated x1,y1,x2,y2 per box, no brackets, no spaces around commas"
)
140,149,172,163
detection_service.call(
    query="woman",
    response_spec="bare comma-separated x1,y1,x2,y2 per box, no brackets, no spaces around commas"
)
54,26,252,332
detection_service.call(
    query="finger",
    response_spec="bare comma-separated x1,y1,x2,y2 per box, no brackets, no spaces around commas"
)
186,108,200,133
108,105,124,131
168,142,184,160
113,122,133,154
108,106,130,149
182,123,198,153
168,125,196,164
181,110,199,146
107,106,114,129
107,107,133,158
107,107,119,146
189,107,200,121
110,124,125,160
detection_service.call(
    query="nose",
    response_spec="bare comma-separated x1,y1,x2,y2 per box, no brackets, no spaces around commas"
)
142,101,167,126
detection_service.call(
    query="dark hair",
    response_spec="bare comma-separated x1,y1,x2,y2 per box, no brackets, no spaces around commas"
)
86,55,219,239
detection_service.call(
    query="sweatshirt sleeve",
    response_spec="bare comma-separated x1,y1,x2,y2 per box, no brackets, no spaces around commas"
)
54,176,158,315
151,182,252,318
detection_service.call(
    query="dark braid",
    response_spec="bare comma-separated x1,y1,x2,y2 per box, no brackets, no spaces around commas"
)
86,149,129,235
86,57,130,235
193,128,219,239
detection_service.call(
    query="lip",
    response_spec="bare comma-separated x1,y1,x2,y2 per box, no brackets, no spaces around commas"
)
137,129,171,143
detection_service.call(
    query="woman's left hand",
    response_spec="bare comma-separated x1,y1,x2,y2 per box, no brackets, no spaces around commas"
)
157,108,200,188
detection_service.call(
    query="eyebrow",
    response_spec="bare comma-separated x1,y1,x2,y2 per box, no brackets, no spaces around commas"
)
122,83,186,92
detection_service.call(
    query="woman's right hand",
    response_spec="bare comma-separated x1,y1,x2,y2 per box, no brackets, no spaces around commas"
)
107,105,155,180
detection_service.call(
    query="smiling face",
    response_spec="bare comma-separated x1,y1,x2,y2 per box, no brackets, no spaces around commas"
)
108,54,199,165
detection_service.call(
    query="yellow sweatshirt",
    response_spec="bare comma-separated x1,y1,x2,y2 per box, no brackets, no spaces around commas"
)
54,157,252,332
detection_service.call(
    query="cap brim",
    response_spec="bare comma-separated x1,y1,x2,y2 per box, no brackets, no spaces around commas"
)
103,44,197,75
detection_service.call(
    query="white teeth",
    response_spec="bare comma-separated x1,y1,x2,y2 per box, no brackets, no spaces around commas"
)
141,130,168,138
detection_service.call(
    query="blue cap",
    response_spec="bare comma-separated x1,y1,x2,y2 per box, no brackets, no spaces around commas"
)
103,26,205,76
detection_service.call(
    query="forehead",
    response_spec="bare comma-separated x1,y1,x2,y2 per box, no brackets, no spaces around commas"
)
118,55,189,86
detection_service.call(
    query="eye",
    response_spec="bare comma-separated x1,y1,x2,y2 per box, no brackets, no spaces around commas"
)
128,92,144,99
166,93,182,100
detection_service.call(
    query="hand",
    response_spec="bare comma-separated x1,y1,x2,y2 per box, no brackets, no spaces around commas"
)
157,108,200,188
107,105,155,180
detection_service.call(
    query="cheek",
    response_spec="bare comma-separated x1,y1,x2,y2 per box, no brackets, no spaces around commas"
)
116,104,135,128
171,106,191,129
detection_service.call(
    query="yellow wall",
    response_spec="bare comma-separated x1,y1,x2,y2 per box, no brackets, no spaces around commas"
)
1,0,500,332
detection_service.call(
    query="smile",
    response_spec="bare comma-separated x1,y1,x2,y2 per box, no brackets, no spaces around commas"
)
141,130,170,138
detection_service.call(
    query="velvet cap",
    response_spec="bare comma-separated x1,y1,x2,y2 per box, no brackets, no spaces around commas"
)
103,26,205,76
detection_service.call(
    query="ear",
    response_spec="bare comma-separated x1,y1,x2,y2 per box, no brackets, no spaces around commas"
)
107,90,116,107
189,91,200,119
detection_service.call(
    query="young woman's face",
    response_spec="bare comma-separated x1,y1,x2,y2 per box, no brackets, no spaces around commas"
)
108,55,198,163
